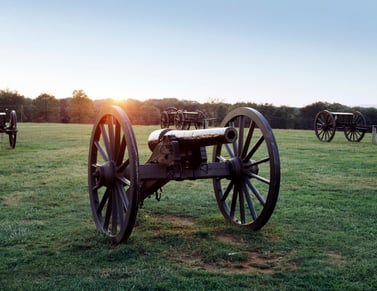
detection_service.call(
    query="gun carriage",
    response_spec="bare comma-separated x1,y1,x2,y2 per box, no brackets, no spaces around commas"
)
0,110,17,148
88,106,280,243
160,107,207,129
314,110,367,142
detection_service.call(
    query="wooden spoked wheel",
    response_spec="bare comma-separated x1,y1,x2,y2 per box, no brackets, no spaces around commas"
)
174,110,185,130
7,110,17,149
212,107,280,230
344,111,366,142
88,105,140,244
160,111,169,128
314,110,336,142
194,111,205,129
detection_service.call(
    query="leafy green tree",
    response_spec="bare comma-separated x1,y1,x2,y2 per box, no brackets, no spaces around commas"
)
0,89,26,120
33,93,60,122
139,103,160,125
299,102,329,129
67,89,94,123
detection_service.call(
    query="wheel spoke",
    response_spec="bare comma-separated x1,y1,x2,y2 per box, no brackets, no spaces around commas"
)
241,121,255,158
94,141,109,161
98,188,110,214
246,179,266,205
242,180,257,219
100,124,111,160
111,189,118,234
114,120,121,161
225,143,234,158
250,173,270,184
216,155,227,162
118,158,130,173
116,182,129,210
221,180,234,201
107,117,115,160
229,121,238,156
117,175,130,187
245,136,265,161
230,185,238,218
114,184,125,230
104,189,112,231
252,157,270,166
116,136,126,166
238,115,244,157
239,186,246,224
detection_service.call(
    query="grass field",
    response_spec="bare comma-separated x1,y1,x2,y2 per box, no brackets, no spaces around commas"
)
1,122,376,290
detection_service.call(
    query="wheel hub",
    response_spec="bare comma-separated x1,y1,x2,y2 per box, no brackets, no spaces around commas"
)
228,157,259,180
96,161,116,187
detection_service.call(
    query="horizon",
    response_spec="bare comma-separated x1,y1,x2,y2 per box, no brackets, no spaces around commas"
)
2,88,377,109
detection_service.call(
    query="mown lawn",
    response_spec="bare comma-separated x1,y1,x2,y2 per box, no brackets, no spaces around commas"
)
1,122,376,290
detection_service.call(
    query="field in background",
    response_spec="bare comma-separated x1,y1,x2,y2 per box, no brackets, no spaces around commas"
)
1,123,376,290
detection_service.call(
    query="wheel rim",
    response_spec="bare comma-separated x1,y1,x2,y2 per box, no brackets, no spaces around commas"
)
88,105,139,243
344,111,366,142
212,107,280,230
314,110,336,142
7,110,17,149
8,133,17,148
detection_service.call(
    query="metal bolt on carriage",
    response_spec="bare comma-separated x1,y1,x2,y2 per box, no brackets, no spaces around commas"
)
88,106,280,243
0,110,17,148
314,110,367,142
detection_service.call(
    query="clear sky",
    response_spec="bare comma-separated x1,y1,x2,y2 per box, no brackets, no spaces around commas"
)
1,0,376,107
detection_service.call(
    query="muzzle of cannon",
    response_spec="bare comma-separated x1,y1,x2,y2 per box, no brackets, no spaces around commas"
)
88,106,280,244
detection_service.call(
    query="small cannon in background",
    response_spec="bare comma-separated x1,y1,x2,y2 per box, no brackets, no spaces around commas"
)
160,107,208,129
314,110,367,142
88,106,280,243
0,109,17,148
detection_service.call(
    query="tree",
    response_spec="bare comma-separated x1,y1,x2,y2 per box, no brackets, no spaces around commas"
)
33,93,60,122
0,89,26,120
67,89,94,123
139,103,160,125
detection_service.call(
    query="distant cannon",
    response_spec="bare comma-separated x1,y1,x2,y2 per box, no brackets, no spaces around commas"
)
0,110,17,148
160,107,207,129
314,110,367,142
88,106,280,243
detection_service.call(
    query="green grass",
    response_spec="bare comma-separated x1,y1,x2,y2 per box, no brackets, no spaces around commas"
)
1,123,376,290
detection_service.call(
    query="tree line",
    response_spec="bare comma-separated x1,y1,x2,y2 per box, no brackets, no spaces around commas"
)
1,88,377,130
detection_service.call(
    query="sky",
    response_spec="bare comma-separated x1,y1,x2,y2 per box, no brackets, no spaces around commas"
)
1,0,377,107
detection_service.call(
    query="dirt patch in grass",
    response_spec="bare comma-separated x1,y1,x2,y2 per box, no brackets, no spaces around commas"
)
163,215,195,226
178,249,296,274
156,215,296,274
0,191,23,207
327,252,348,267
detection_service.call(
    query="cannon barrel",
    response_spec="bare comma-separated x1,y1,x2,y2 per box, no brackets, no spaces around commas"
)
148,127,237,151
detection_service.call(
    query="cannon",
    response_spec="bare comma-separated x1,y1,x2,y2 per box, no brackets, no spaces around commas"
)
314,110,367,142
160,107,207,129
88,106,280,243
0,110,17,148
